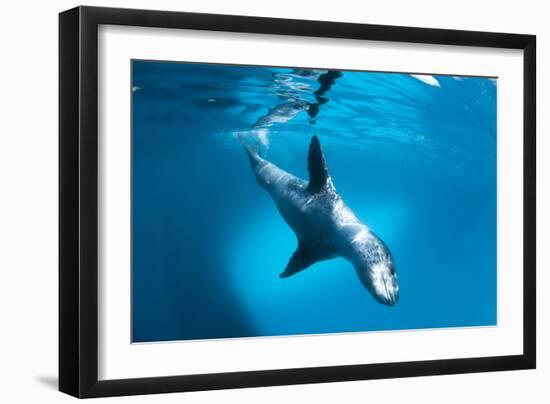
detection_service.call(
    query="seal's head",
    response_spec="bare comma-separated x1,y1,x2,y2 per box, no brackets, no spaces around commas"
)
348,229,399,306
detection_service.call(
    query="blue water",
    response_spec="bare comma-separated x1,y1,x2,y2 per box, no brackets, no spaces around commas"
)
131,61,497,343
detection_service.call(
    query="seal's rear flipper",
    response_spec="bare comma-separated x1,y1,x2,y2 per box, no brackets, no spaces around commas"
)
238,134,262,168
280,240,318,278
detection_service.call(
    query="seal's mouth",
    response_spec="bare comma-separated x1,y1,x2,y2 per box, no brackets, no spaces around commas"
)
370,262,399,306
378,278,399,306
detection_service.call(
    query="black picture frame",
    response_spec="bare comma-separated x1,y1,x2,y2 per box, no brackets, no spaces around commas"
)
59,5,536,398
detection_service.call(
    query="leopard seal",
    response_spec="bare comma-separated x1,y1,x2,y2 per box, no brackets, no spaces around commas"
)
240,135,399,306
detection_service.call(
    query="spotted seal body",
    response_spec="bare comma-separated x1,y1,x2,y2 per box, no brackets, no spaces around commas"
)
241,135,399,306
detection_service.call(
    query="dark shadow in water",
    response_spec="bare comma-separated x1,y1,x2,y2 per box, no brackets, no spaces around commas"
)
35,375,58,390
132,136,259,343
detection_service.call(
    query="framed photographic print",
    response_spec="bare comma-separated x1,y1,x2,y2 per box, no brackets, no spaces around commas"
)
59,6,536,398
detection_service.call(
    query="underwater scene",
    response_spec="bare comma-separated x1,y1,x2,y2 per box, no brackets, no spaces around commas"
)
131,60,497,343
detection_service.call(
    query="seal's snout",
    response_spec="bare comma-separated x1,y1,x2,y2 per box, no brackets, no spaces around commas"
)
379,275,399,306
369,262,399,306
354,255,399,306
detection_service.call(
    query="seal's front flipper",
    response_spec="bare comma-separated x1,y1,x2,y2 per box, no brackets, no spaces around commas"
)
307,135,331,193
280,240,317,278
